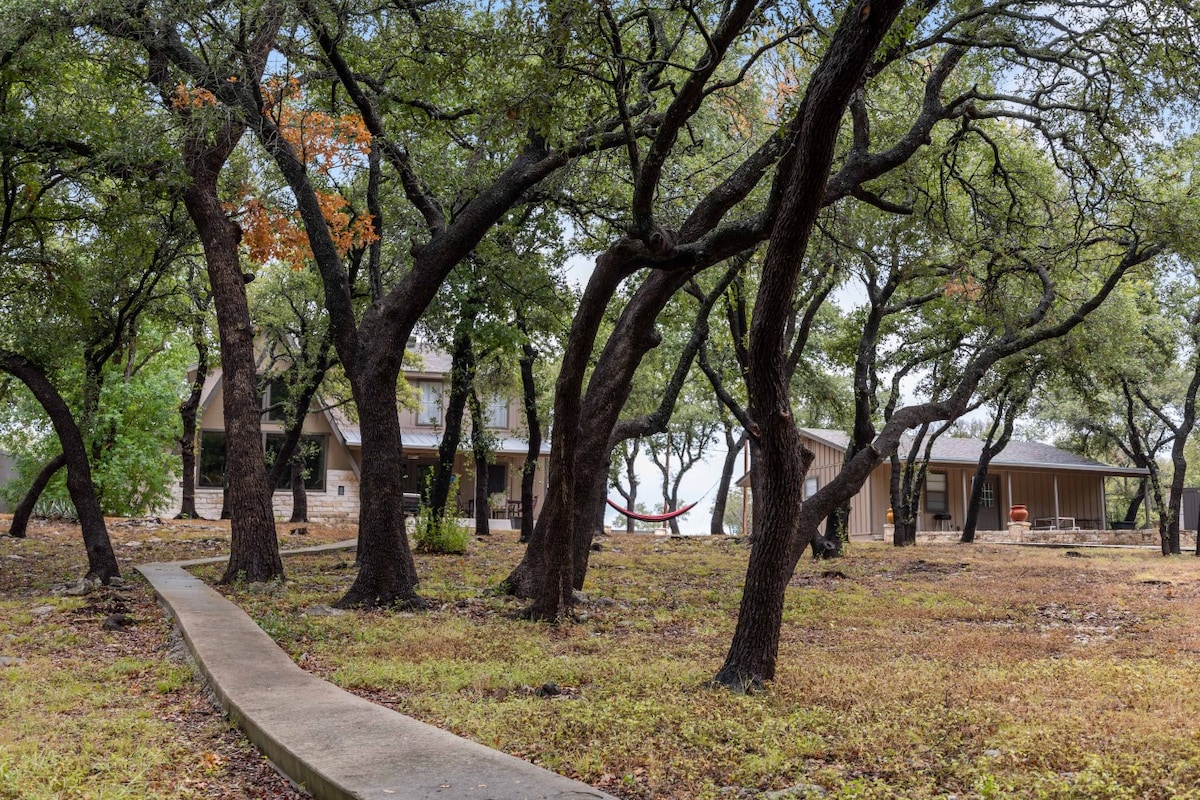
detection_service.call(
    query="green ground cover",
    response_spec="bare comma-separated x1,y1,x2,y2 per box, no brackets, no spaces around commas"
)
205,531,1200,800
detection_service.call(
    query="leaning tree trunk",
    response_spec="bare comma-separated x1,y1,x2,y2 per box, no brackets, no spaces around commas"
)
7,453,66,539
517,337,542,544
712,0,906,691
429,327,474,518
0,352,119,582
711,429,746,537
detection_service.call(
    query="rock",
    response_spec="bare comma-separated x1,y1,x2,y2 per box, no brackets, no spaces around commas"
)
303,605,348,617
30,605,56,617
983,749,1002,758
763,782,827,799
594,597,617,607
102,613,135,631
535,682,561,697
0,655,26,667
123,540,142,548
59,578,100,597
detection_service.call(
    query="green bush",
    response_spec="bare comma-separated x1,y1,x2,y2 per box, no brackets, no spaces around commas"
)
413,513,471,554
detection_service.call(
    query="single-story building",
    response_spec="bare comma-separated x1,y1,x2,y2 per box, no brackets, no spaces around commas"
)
741,428,1150,540
169,347,550,523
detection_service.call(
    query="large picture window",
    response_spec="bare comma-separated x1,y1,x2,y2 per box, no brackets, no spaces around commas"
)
198,431,226,488
196,430,327,491
265,434,327,491
925,471,948,513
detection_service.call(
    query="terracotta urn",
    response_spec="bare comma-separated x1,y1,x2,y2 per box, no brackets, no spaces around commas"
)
1009,504,1029,523
886,507,894,524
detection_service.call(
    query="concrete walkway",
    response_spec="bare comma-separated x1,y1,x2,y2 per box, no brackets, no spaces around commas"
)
137,544,613,800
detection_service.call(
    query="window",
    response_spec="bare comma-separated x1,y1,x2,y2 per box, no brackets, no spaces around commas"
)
418,382,442,425
487,464,507,495
803,476,818,499
925,471,948,513
265,378,291,422
265,434,327,491
485,396,509,429
198,431,226,487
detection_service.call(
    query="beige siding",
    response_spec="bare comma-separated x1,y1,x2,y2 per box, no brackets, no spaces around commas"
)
851,463,1107,537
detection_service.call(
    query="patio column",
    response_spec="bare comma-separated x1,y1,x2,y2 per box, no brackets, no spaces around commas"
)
1101,479,1107,530
1053,474,1060,526
962,472,968,524
1007,473,1013,514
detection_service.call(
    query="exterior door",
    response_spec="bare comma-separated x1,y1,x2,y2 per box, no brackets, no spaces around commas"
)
978,476,1001,531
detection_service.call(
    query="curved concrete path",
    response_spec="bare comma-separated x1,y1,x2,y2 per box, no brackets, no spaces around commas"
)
137,544,613,800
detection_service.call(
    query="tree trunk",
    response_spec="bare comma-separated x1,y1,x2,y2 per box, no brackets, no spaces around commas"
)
1124,481,1145,524
517,337,541,544
0,352,119,582
176,364,205,520
712,0,907,691
288,454,308,523
8,453,67,538
712,430,746,536
335,357,421,608
469,389,491,538
429,327,474,518
183,166,282,584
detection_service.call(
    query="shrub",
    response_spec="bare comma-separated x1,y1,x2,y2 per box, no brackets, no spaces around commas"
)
413,512,470,554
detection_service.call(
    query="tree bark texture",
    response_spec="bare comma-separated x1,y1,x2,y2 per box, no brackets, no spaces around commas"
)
182,162,283,584
0,352,119,582
429,328,474,518
469,389,491,538
335,357,421,607
518,338,542,544
176,330,207,520
288,454,308,523
713,0,907,690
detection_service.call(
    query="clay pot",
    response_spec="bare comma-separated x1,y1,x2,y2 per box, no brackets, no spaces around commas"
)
1009,504,1029,523
886,508,894,524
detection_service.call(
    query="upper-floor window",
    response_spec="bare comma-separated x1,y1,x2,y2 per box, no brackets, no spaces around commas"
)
265,378,291,422
485,396,509,429
925,471,948,513
418,382,442,426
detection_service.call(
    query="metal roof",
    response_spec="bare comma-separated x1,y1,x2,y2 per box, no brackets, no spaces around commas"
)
800,428,1148,477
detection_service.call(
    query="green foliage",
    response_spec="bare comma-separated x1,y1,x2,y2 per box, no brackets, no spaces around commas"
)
411,474,470,554
0,339,187,517
412,512,471,555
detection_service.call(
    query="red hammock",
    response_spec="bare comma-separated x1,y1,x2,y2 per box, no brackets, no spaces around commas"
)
606,498,698,523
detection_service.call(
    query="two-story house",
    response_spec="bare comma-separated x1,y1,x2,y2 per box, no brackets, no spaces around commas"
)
171,346,549,524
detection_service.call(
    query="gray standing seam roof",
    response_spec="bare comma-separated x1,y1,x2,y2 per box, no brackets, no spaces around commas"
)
800,428,1147,476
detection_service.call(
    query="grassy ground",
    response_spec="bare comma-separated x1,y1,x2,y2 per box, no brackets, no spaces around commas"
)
200,530,1200,800
0,516,350,800
6,518,1200,799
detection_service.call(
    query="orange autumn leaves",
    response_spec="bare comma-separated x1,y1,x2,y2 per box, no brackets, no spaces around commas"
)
174,78,377,270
